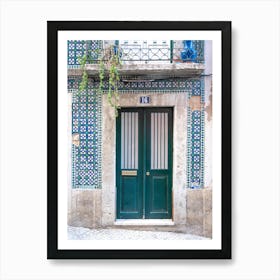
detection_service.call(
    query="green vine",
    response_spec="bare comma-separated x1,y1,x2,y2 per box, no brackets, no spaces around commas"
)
78,54,88,91
78,44,121,117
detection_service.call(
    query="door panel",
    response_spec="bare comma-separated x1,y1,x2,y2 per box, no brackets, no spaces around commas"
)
117,109,143,219
121,176,138,212
145,109,172,219
151,175,168,210
116,108,172,219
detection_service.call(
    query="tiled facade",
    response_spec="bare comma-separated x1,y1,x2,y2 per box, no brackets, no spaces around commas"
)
70,88,102,188
68,40,101,67
68,40,206,189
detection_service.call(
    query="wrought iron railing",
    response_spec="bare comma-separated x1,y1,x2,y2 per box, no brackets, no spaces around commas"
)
67,40,204,67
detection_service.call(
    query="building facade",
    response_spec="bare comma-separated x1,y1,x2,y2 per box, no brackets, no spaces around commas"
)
67,40,212,237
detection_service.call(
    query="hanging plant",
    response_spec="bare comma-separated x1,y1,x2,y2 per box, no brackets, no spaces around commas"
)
77,53,88,91
78,43,121,117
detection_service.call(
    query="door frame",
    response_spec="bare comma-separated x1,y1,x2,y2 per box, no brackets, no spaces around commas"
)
101,92,188,227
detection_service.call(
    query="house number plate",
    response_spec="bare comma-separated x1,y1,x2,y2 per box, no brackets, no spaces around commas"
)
140,96,150,104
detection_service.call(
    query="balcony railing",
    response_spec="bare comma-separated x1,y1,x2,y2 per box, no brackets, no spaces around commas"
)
67,40,204,67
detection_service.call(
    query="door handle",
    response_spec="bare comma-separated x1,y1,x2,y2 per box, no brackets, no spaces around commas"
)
146,171,150,176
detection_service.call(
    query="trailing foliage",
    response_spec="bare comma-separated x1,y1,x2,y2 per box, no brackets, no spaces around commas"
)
78,44,121,117
77,54,88,91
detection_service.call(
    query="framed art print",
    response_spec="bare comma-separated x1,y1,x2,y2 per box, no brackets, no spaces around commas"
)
47,21,231,259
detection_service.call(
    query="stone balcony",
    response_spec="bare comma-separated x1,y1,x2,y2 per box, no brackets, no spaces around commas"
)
68,62,205,79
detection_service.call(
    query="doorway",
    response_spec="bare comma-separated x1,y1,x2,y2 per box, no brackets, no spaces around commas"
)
116,107,173,219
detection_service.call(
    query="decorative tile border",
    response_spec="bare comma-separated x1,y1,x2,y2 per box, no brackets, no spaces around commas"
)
68,77,199,92
187,78,205,189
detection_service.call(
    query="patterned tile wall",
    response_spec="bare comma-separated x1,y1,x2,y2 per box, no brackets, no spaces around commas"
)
68,40,205,189
68,40,101,68
68,77,200,93
187,79,205,189
71,89,102,188
69,76,205,189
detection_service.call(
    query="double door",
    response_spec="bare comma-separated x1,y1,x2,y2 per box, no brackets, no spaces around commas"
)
116,108,173,219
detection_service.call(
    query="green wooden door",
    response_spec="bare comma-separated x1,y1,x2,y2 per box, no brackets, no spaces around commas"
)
116,108,173,219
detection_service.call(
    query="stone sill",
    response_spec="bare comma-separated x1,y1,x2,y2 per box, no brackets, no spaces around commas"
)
114,219,174,226
68,63,205,78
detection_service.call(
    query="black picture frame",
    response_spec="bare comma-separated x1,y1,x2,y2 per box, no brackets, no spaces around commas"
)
47,21,231,259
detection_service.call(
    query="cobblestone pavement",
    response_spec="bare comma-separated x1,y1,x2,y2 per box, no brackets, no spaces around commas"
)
68,226,209,240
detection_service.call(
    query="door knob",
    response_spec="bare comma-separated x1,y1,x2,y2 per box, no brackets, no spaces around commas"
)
146,171,150,176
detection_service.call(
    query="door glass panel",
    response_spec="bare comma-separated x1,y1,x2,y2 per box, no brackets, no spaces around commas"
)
121,112,138,169
151,112,168,169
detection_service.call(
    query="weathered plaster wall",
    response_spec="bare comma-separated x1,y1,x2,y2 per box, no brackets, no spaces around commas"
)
204,40,213,189
184,41,212,237
67,92,103,229
68,189,102,228
101,97,116,226
186,188,212,237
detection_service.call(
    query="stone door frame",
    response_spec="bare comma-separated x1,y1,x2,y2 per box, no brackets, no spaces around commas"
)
101,92,188,227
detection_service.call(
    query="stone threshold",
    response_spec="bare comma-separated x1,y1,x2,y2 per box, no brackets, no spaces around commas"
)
114,219,174,226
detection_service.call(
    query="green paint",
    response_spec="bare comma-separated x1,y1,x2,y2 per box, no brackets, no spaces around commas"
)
170,40,174,63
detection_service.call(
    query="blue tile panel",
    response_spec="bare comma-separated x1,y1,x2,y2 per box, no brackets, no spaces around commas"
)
187,78,205,189
192,40,204,63
68,40,101,68
71,89,102,188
